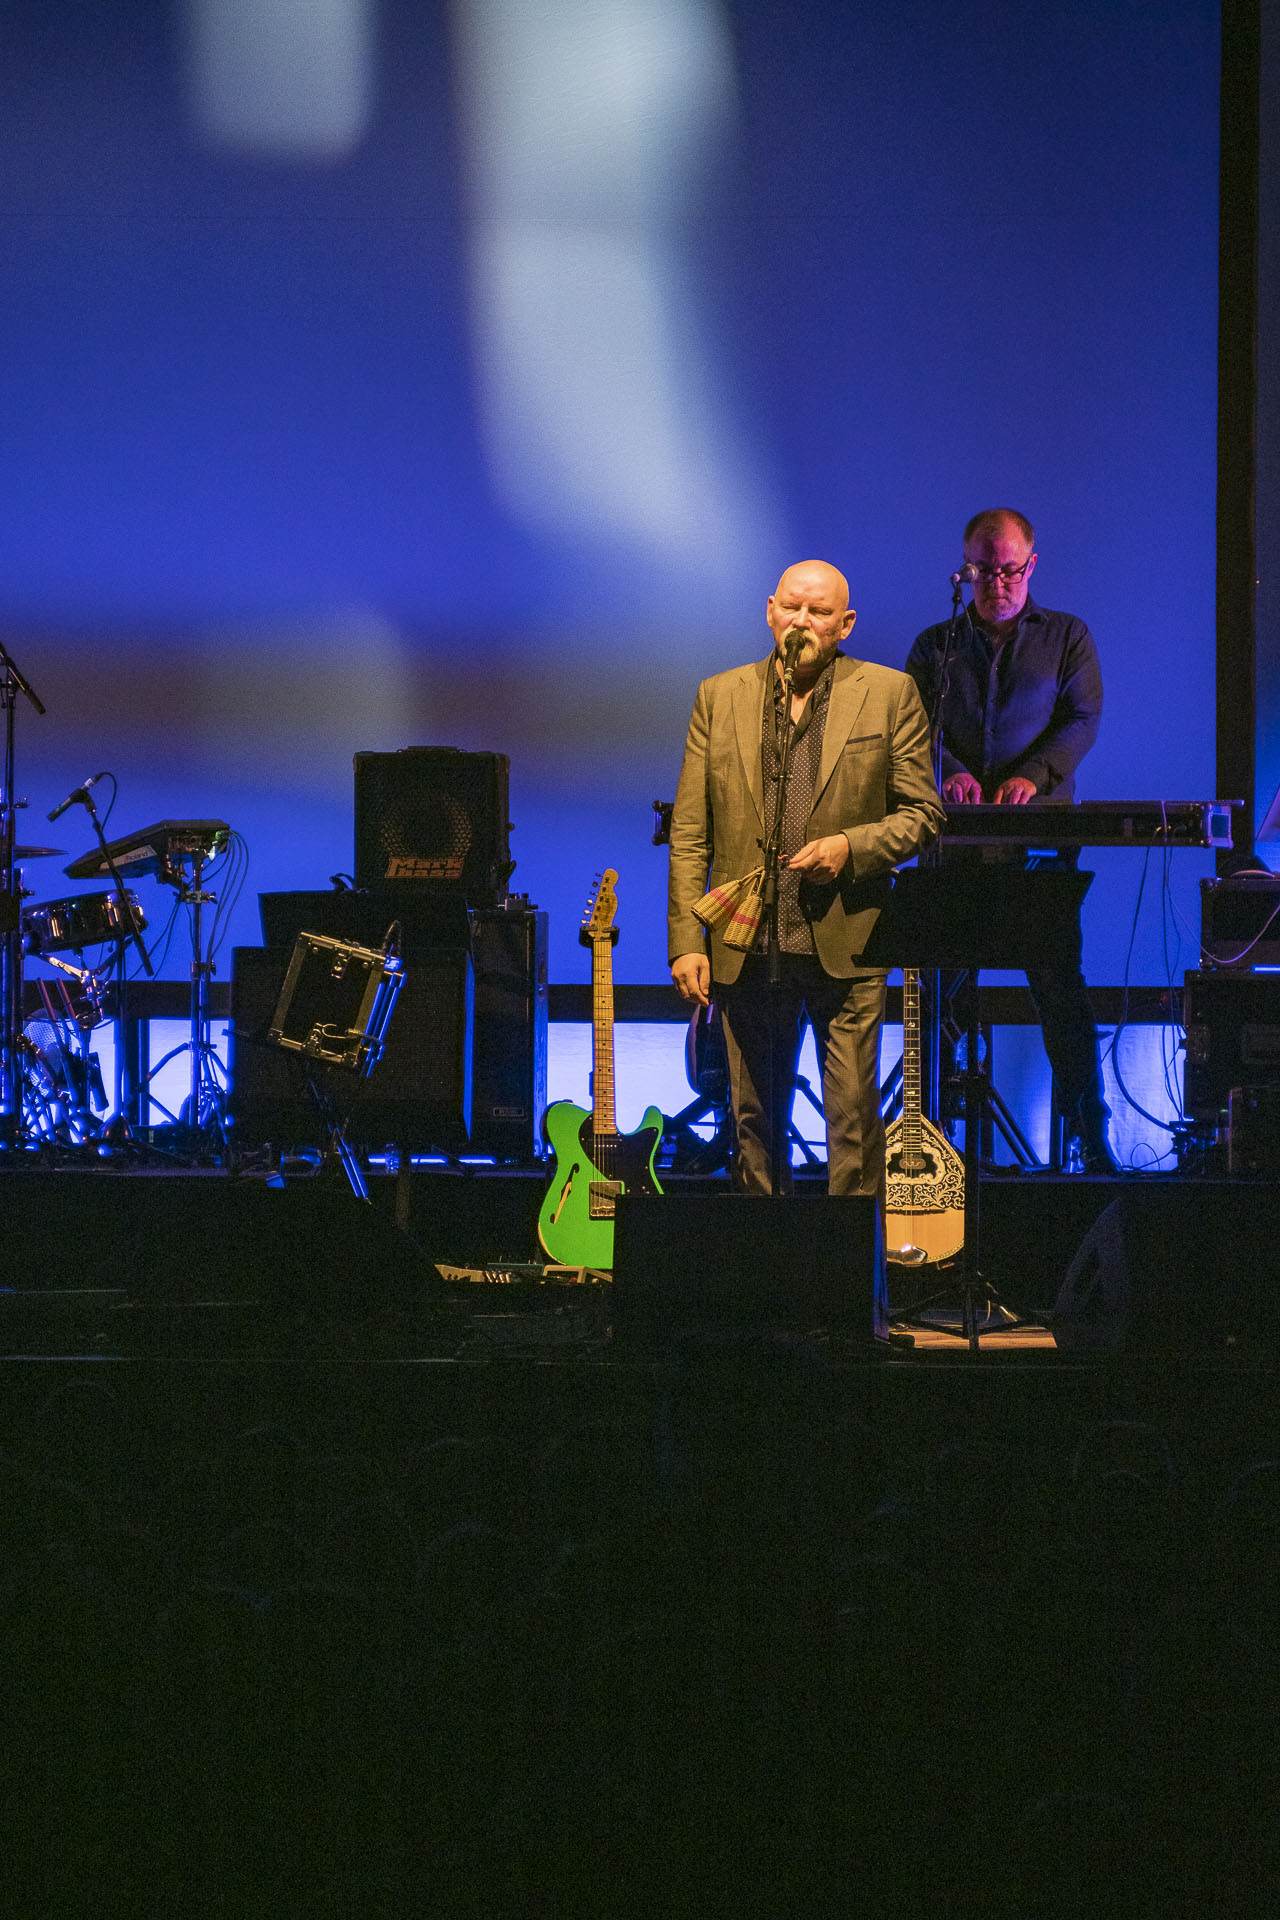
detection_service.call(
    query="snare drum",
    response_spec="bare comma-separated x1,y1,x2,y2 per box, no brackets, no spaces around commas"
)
22,889,147,954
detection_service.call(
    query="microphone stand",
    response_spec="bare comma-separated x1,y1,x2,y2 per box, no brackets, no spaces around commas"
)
0,638,47,1148
761,641,802,1198
921,580,966,1124
71,787,154,1142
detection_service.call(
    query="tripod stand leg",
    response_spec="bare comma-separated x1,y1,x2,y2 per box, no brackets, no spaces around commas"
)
330,1123,369,1202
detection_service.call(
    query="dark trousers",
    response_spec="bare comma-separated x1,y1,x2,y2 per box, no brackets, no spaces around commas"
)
1025,960,1109,1140
717,954,887,1203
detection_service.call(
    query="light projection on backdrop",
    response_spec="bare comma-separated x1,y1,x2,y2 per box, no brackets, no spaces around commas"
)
184,0,374,158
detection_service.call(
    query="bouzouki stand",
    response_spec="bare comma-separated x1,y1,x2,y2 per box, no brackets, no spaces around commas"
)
861,863,1093,1352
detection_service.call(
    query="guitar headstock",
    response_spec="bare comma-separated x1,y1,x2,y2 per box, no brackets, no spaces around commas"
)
580,868,620,947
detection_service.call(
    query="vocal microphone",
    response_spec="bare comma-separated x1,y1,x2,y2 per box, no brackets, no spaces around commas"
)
783,627,808,672
48,771,108,823
950,562,979,586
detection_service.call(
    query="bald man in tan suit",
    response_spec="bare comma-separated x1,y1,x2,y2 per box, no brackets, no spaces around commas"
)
668,559,944,1197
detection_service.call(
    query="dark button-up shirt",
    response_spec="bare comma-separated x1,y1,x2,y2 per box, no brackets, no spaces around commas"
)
904,597,1102,802
761,656,835,951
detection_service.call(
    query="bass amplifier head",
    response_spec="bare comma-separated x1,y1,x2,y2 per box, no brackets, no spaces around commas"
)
354,748,512,906
1201,873,1280,968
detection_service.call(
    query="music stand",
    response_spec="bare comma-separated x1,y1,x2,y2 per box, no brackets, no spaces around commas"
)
859,862,1093,1351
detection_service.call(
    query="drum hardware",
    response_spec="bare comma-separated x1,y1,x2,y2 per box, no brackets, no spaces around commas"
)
15,946,112,1146
66,820,233,1150
22,977,108,1144
34,957,108,1030
55,780,156,1143
0,635,48,1147
140,834,235,1153
21,888,147,958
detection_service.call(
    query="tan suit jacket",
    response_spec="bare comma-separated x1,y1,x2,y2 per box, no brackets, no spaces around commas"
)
667,651,945,983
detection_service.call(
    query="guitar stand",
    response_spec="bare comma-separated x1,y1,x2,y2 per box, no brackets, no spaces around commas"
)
892,975,1025,1349
859,863,1094,1353
660,1071,829,1177
661,1092,732,1174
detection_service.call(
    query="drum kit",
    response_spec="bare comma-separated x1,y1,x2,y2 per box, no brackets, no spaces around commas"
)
15,853,139,1142
1,632,237,1157
12,821,238,1152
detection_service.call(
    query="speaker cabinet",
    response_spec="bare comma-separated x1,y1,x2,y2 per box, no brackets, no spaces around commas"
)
354,748,512,905
469,903,548,1161
1053,1187,1280,1356
611,1194,887,1346
258,888,470,952
1184,968,1280,1119
230,945,472,1152
254,893,548,1162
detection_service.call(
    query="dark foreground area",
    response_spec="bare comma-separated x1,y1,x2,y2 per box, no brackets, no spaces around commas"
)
4,1168,1280,1917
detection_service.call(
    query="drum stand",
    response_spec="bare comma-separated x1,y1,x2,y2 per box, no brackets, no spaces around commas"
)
21,962,109,1144
53,789,155,1149
141,842,226,1156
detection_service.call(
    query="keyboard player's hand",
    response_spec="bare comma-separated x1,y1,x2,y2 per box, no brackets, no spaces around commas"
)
942,772,983,804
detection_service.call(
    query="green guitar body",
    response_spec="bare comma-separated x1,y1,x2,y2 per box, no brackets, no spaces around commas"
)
537,1100,665,1269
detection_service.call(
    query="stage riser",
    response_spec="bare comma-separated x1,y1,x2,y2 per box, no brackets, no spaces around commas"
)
4,1172,1279,1349
0,1173,433,1308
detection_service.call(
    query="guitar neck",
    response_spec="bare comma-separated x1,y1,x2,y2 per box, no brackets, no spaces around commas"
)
901,967,923,1150
592,933,617,1135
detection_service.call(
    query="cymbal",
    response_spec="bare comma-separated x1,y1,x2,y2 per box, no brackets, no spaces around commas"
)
14,845,64,859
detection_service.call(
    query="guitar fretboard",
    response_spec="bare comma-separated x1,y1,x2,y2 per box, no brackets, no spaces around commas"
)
591,933,616,1137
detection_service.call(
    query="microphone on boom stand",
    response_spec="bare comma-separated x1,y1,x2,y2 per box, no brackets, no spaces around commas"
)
48,772,108,823
782,627,807,680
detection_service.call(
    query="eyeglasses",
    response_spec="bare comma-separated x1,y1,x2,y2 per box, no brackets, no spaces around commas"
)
966,555,1035,584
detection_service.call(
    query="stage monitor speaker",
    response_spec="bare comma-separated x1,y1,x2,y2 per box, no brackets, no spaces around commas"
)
230,945,472,1152
1052,1187,1280,1356
1184,968,1280,1119
469,903,548,1161
611,1194,887,1346
354,748,512,905
255,897,547,1162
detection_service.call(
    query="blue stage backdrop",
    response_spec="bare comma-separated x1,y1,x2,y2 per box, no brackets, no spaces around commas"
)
3,0,1220,1001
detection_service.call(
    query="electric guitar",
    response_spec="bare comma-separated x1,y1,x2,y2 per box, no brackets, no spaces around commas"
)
884,967,965,1265
537,870,664,1269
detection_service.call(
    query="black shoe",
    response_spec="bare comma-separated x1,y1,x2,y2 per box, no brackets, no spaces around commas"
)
1080,1140,1119,1174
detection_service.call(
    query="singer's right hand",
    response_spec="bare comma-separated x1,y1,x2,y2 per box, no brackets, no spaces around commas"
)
672,953,711,1006
942,772,983,804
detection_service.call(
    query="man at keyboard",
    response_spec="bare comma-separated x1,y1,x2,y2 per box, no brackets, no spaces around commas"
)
905,508,1117,1173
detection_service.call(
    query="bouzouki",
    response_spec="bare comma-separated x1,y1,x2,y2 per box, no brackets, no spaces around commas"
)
884,967,965,1265
537,870,664,1269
